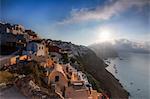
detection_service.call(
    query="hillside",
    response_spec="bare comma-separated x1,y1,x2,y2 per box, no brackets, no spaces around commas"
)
49,40,129,98
78,49,128,98
73,46,128,98
0,23,129,98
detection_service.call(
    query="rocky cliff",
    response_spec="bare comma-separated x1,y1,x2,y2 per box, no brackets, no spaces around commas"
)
50,40,129,98
76,48,128,98
0,22,129,98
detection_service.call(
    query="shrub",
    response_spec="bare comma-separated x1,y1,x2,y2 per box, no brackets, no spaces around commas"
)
0,71,14,83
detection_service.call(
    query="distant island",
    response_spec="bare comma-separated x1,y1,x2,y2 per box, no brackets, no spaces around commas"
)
89,42,118,59
89,39,150,59
0,22,129,99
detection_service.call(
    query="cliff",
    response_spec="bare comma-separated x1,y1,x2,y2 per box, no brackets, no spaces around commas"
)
75,47,128,98
0,23,129,98
49,40,129,98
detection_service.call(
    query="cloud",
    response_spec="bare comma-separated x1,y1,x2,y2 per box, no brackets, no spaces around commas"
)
58,0,149,24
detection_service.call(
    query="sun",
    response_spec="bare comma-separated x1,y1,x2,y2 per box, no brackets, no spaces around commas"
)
98,30,112,42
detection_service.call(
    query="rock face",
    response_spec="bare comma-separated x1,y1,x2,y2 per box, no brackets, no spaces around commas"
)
0,86,27,99
76,49,128,98
14,75,62,99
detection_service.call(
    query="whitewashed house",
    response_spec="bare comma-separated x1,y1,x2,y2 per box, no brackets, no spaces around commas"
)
23,41,47,56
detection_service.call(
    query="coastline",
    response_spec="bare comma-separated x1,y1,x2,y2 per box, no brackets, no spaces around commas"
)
106,53,150,98
77,51,129,98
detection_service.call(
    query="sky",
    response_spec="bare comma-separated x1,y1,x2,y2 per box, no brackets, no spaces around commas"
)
1,0,149,45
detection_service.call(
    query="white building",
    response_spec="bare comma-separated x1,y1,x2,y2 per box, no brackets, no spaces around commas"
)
23,41,47,56
10,24,25,34
0,23,25,34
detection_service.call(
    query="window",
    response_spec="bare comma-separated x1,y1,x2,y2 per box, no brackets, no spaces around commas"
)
55,76,59,82
16,27,18,30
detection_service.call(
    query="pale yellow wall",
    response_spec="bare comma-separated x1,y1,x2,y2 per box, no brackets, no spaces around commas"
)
10,56,17,65
71,72,79,81
46,59,54,68
45,47,49,55
19,55,27,61
65,87,89,99
65,87,101,99
48,71,68,89
90,90,99,99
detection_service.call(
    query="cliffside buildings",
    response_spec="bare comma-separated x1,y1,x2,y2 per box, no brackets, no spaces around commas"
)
0,23,25,34
0,22,40,54
0,23,109,99
25,30,39,41
41,61,103,99
22,42,104,99
23,40,48,56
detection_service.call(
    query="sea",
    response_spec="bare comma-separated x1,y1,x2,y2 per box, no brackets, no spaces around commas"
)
105,52,150,99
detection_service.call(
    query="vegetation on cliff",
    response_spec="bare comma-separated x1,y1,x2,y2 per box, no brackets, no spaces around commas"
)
75,47,128,98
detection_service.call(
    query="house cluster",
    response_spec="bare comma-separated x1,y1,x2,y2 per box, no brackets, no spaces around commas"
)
0,23,109,99
20,39,109,99
1,39,108,99
0,22,40,54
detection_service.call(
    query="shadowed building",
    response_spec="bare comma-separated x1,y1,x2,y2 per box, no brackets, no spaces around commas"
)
23,40,48,56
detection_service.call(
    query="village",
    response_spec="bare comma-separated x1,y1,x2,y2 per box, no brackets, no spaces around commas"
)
0,22,109,99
